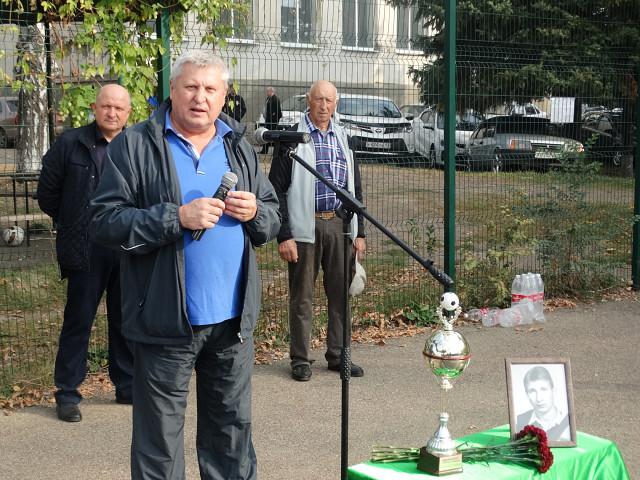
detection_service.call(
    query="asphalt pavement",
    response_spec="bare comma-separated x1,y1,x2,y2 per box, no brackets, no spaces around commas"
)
1,297,638,479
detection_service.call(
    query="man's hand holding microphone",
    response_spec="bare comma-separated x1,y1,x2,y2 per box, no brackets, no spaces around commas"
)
179,172,258,240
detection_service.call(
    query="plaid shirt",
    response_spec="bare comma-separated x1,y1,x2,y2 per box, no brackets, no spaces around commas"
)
304,113,348,212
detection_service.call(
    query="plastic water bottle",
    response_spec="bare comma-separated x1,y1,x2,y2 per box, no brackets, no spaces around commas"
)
467,299,535,328
524,273,535,304
466,307,500,327
533,273,545,322
495,306,522,328
497,300,535,327
513,272,537,307
511,274,523,307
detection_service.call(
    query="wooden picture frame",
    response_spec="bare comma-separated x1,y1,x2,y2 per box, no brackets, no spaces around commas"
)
505,357,577,447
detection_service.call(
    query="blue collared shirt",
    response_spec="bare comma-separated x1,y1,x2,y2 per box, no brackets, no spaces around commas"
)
165,111,244,326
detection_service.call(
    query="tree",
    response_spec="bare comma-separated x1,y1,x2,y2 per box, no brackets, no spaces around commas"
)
388,1,640,117
15,21,49,172
1,0,242,171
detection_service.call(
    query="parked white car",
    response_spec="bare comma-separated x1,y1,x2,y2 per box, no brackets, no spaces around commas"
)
335,94,415,162
400,103,430,120
413,108,484,168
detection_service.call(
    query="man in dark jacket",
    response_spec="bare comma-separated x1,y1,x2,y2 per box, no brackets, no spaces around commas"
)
260,85,282,153
222,82,247,122
90,52,280,480
37,84,134,422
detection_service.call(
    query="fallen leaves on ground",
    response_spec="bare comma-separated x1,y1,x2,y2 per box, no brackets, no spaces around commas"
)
255,340,287,365
4,288,637,413
544,298,578,311
1,372,113,414
602,286,639,302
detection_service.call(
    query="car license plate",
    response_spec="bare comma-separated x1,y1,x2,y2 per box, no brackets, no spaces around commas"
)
366,141,391,149
535,151,556,159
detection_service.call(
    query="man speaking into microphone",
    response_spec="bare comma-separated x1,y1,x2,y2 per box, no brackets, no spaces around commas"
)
90,51,280,480
268,80,366,382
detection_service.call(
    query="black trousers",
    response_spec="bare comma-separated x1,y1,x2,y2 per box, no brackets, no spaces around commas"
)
131,318,256,480
54,245,133,404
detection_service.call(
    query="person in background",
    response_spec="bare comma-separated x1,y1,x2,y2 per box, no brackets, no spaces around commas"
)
268,80,366,382
222,82,247,122
90,51,280,480
260,85,282,154
516,366,570,441
37,84,134,422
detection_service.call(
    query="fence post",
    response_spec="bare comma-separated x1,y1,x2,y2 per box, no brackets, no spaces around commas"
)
156,8,171,103
632,69,640,290
443,0,457,290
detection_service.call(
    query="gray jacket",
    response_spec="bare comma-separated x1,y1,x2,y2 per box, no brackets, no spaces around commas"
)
90,101,281,345
269,115,365,244
286,114,358,242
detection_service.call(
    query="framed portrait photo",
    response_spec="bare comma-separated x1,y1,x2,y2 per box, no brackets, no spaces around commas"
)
505,357,577,447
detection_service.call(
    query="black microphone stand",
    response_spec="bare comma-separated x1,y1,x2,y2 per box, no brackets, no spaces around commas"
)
283,147,453,480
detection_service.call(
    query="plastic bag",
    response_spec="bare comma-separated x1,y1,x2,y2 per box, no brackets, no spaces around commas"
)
349,256,367,296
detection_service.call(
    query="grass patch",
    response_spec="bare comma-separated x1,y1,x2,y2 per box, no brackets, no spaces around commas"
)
1,162,636,400
0,266,110,398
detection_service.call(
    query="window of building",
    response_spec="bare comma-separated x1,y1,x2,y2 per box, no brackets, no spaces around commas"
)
396,5,422,52
281,0,314,45
221,1,253,41
342,0,375,49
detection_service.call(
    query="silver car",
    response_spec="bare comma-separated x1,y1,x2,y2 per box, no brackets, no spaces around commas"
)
413,108,484,168
465,116,583,172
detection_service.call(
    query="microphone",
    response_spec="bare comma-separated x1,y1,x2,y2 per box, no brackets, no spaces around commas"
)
254,127,311,145
191,171,239,241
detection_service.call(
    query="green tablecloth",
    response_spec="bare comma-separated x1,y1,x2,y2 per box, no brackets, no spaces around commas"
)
348,425,629,480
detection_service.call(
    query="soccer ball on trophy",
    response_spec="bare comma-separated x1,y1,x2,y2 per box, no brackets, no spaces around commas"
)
2,225,25,247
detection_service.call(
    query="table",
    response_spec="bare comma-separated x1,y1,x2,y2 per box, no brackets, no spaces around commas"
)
348,425,629,480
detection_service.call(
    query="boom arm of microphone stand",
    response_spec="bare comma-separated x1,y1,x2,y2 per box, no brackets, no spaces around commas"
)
286,148,453,289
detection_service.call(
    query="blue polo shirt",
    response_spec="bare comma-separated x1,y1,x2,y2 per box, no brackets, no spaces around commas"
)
165,112,245,326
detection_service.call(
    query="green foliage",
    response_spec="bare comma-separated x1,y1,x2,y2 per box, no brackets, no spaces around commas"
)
87,346,109,373
521,157,630,296
403,301,438,326
386,0,640,112
3,0,246,125
457,153,632,309
457,201,535,308
406,218,437,259
58,85,96,126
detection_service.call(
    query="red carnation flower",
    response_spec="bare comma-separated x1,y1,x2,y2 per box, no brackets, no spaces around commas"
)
459,424,554,473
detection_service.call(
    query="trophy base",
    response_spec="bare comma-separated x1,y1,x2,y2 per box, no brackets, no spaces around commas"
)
417,447,463,476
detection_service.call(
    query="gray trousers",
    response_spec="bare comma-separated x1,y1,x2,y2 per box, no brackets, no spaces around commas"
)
131,318,256,480
288,216,352,367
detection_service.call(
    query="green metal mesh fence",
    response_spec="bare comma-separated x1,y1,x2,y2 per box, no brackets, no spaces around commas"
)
0,1,637,391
